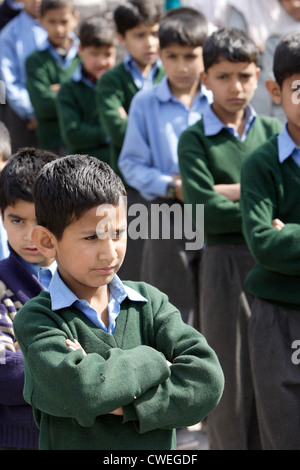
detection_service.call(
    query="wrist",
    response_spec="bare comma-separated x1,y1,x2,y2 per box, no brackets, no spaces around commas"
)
166,180,176,199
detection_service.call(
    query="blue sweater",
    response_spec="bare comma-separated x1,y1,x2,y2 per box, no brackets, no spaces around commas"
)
0,248,42,449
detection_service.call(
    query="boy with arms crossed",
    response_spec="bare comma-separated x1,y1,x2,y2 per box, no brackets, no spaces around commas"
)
13,155,224,450
178,28,282,449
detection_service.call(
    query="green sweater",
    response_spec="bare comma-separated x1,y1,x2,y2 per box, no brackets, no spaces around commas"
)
26,49,81,150
178,116,282,245
241,135,300,310
13,281,224,450
56,77,110,163
97,62,165,177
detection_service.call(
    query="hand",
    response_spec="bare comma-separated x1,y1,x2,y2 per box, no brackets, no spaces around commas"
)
272,218,285,230
214,183,240,202
109,407,123,416
50,83,61,94
172,174,184,202
66,339,87,357
118,106,127,119
14,341,20,350
26,118,37,131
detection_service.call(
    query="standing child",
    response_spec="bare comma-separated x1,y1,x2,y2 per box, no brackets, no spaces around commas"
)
26,0,81,154
57,15,117,162
0,147,58,450
119,7,212,326
178,27,282,449
0,0,47,152
97,0,165,281
13,154,224,450
240,33,300,450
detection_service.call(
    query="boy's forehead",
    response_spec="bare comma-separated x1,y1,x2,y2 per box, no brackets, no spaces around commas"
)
208,59,257,72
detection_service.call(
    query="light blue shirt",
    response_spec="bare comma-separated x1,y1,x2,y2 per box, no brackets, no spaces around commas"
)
0,11,47,119
19,257,57,290
38,33,79,69
278,123,300,167
118,75,213,200
48,270,148,334
123,53,162,91
202,104,257,142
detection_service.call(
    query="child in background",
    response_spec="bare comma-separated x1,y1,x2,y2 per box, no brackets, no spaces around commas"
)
0,147,58,450
97,0,165,282
241,32,300,450
26,0,80,154
57,15,117,162
13,154,224,450
0,0,47,152
119,7,211,327
178,27,282,449
0,121,11,260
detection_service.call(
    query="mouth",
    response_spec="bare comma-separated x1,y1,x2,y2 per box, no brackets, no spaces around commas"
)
24,247,40,255
94,266,116,275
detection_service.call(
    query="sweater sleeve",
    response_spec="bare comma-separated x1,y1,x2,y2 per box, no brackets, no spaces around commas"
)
241,143,300,275
13,295,171,427
178,125,242,234
122,285,224,433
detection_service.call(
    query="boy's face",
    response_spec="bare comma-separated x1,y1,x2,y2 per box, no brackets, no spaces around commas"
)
40,7,78,49
23,0,42,18
118,23,159,71
2,200,52,267
79,44,117,80
49,203,127,299
159,44,204,95
281,0,300,21
201,59,260,118
267,74,300,145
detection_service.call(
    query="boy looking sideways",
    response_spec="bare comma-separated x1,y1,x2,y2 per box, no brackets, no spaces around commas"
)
240,32,300,450
0,147,58,450
26,0,80,153
178,27,282,449
13,155,224,450
57,15,117,161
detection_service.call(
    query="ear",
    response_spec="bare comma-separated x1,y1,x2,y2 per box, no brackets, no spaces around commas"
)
116,33,126,47
200,71,210,90
265,79,282,105
31,226,57,260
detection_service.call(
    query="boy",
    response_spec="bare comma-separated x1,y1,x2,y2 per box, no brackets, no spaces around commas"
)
119,7,211,327
177,27,282,450
26,0,80,153
97,0,165,282
0,121,11,260
13,154,224,451
0,147,58,450
240,33,300,450
0,0,47,152
97,0,165,176
56,15,117,162
0,0,23,31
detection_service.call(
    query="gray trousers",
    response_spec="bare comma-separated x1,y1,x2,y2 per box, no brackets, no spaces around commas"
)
249,297,300,450
200,244,260,449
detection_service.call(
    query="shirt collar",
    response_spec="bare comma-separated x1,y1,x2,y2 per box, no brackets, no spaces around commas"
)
203,104,257,140
17,256,57,289
123,52,162,89
156,75,213,106
49,269,147,311
38,33,79,63
278,123,299,163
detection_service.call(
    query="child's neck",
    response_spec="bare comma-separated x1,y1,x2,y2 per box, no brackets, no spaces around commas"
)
138,62,154,78
169,79,200,108
50,37,73,56
212,103,246,138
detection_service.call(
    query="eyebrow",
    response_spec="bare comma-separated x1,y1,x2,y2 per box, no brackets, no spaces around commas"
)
6,212,24,220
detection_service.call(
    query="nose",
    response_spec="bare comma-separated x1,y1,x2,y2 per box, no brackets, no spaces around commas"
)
231,77,243,93
24,223,36,243
98,237,118,263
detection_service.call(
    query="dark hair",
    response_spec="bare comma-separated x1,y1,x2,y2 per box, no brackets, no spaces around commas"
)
159,7,208,49
33,155,127,240
273,33,300,88
203,27,259,71
79,15,117,48
0,147,58,213
40,0,75,16
114,0,161,36
0,121,11,162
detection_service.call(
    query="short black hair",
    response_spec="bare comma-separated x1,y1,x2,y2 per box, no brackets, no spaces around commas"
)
159,7,208,49
114,0,161,36
40,0,75,16
33,155,127,240
0,147,58,213
79,15,117,48
273,32,300,88
203,27,259,71
0,121,11,162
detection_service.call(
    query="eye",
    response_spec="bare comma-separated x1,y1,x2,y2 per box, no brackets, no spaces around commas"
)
84,234,98,241
11,218,23,225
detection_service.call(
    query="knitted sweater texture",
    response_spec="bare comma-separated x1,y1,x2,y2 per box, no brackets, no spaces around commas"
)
14,282,224,450
0,249,42,449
